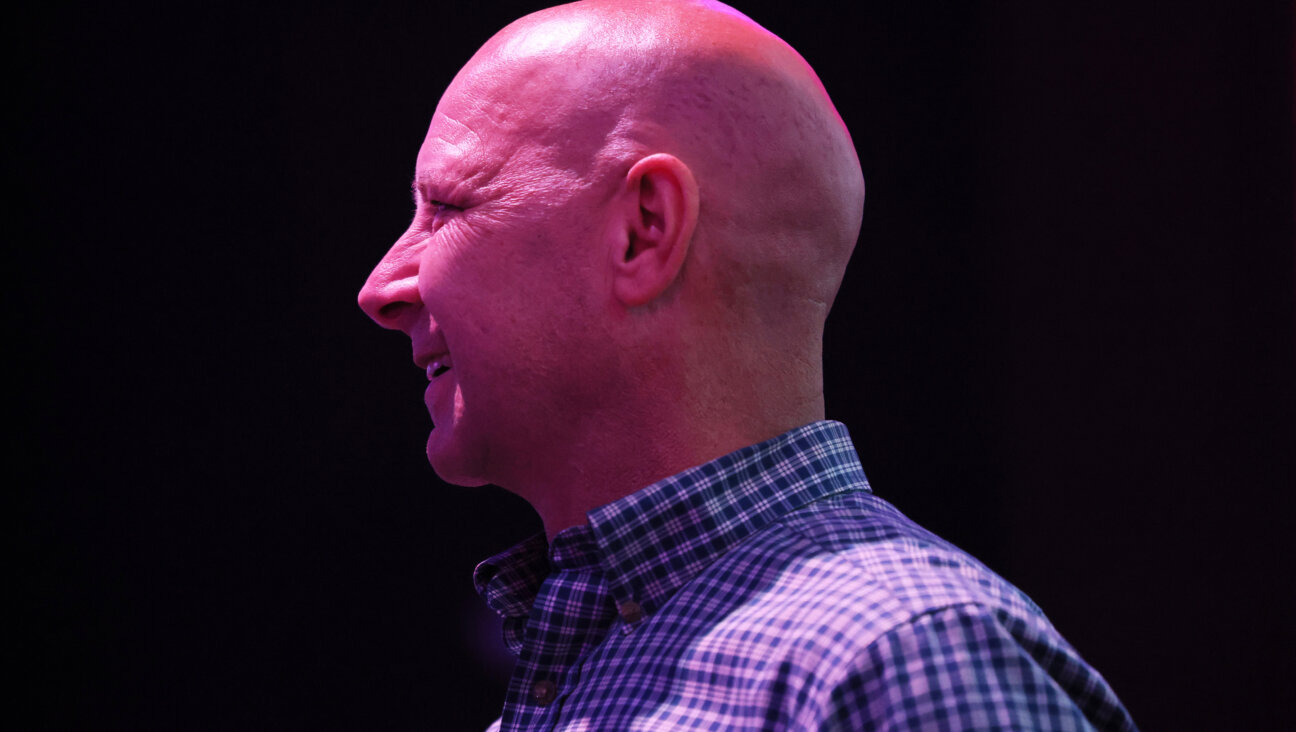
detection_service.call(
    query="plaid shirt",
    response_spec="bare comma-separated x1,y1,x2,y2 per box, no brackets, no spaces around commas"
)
474,421,1136,731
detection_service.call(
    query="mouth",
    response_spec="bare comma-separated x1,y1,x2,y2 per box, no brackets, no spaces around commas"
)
418,351,453,380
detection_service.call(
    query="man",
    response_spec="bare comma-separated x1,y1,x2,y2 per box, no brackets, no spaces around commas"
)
358,1,1137,729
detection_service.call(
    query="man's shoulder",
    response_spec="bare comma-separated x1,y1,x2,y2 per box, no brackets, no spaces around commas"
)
572,484,1137,730
675,488,1051,651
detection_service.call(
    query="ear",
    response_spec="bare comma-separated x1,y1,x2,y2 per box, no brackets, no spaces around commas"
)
610,153,699,307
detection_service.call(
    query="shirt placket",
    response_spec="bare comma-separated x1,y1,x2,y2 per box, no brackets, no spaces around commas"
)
499,563,618,730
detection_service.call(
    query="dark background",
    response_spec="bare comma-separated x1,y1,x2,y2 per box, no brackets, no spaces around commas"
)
16,1,1293,729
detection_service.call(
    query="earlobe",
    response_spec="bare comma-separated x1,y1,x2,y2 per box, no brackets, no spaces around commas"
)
612,154,700,307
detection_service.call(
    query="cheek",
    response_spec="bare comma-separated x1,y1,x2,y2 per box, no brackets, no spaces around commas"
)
415,225,472,295
425,211,605,366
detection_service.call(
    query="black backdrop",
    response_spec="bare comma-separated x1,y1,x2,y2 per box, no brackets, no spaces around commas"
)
16,2,1294,729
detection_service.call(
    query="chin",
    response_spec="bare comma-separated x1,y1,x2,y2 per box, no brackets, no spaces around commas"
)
426,428,491,487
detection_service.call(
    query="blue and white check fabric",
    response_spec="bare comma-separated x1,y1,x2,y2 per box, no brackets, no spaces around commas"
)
474,421,1136,731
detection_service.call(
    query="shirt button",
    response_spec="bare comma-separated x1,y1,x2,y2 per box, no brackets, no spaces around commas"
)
531,679,557,705
618,600,644,623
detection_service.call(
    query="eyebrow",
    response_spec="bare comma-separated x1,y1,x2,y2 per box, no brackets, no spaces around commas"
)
412,171,475,206
410,175,442,204
411,171,452,196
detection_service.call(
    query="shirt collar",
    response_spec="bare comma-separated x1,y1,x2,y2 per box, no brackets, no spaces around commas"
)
587,420,869,620
473,420,869,626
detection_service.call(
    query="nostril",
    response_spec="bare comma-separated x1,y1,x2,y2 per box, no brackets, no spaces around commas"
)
377,301,409,322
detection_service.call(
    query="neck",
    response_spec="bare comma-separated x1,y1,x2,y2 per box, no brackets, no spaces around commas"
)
508,381,825,543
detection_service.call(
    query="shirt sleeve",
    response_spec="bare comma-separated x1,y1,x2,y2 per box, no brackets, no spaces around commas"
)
812,603,1137,732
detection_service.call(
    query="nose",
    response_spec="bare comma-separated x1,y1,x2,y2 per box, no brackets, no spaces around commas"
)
357,234,422,331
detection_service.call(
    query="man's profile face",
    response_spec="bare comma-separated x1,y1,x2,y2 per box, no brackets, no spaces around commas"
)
359,55,615,489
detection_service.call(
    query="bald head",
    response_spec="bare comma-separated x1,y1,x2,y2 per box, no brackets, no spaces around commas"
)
359,0,864,536
467,0,865,321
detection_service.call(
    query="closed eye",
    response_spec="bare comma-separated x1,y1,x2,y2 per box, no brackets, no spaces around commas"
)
410,181,463,216
420,199,462,230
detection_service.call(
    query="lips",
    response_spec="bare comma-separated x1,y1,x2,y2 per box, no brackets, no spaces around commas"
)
417,350,453,380
427,359,451,380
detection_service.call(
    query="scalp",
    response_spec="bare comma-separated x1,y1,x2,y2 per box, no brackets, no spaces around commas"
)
465,0,865,325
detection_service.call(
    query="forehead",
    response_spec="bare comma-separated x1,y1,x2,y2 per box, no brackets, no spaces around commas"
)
413,53,562,195
414,87,505,195
414,36,623,198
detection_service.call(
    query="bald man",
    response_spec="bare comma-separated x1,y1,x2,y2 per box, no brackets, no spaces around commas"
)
358,1,1136,730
